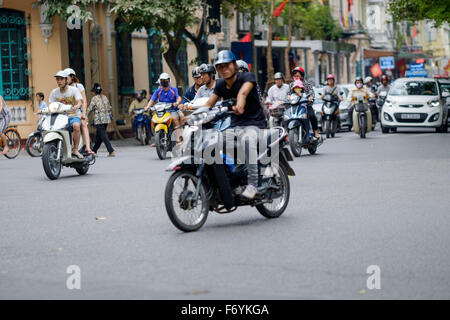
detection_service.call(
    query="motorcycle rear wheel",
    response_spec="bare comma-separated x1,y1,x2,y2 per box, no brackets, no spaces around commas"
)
26,132,43,157
360,115,367,139
165,170,209,232
256,164,290,218
289,127,302,157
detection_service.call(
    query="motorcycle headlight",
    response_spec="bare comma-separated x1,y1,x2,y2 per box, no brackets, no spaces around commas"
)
283,115,290,121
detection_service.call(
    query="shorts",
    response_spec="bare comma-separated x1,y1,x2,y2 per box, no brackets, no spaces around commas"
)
69,116,81,127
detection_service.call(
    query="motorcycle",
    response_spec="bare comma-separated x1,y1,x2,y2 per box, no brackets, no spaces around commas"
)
26,121,44,157
132,108,151,145
268,101,285,129
151,102,175,160
283,94,321,157
40,102,95,180
352,96,370,139
321,94,340,139
164,99,295,232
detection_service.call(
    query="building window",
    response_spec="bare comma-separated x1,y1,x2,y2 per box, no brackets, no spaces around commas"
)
147,29,163,94
115,19,134,97
67,26,85,85
0,9,29,101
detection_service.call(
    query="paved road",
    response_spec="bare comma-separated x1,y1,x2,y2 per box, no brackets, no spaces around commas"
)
1,128,450,299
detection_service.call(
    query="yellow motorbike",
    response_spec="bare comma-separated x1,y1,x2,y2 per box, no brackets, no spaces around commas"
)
151,102,175,160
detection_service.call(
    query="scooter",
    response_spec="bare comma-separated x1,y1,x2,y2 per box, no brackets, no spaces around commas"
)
164,99,295,232
268,101,285,129
132,108,151,145
284,94,321,157
321,94,340,138
151,102,175,160
40,102,95,180
26,120,44,157
352,96,370,139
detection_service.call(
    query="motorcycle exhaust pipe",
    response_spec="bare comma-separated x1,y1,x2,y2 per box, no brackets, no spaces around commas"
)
56,140,62,160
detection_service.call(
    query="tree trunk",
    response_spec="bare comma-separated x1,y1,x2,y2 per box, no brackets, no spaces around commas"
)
264,0,275,93
163,42,187,90
250,14,257,77
284,0,293,83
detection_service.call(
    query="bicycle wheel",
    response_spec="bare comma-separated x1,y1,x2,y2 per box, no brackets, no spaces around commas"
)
3,128,21,159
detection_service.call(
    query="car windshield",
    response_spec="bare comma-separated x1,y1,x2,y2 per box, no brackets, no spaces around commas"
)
390,81,438,96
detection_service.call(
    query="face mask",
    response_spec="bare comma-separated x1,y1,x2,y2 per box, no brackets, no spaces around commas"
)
137,97,143,102
356,83,363,89
161,81,169,87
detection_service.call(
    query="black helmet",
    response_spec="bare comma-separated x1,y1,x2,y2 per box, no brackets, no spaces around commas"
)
214,50,236,66
192,67,201,78
199,63,216,75
91,83,102,93
354,76,363,85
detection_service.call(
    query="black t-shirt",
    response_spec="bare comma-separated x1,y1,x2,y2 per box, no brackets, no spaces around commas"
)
214,72,267,128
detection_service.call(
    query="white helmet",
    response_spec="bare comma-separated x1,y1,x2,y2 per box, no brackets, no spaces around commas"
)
54,70,68,78
159,73,170,81
364,76,373,84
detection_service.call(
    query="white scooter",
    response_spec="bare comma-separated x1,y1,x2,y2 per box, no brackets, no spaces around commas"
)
40,102,95,180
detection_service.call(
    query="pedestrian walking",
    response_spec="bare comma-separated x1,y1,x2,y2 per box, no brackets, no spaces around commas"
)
87,83,115,157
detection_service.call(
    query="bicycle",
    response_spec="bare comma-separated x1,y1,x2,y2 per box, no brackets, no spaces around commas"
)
0,126,22,159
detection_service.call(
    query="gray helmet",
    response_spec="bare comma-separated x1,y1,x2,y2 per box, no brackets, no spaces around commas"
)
192,67,201,78
214,50,237,66
364,76,373,84
199,63,216,75
274,72,284,80
236,60,249,72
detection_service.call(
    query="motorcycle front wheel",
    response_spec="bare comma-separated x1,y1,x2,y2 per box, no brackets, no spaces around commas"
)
288,127,302,157
165,170,209,232
42,141,61,180
26,132,43,157
359,114,367,139
256,164,290,218
138,127,145,145
155,131,167,160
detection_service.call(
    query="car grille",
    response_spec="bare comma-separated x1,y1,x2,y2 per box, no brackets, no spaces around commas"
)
399,104,423,108
394,113,428,123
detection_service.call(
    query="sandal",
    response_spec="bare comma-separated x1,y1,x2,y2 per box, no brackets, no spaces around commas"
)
72,152,84,159
87,150,97,157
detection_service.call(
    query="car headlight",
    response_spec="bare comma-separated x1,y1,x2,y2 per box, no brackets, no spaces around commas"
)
428,100,439,107
384,100,393,107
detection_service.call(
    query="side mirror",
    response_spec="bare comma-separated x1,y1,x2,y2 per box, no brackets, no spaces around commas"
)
442,91,450,98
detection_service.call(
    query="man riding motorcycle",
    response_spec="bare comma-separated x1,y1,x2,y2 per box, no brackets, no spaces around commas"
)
203,50,267,200
145,73,183,143
129,90,151,142
376,74,391,96
320,74,342,101
290,67,320,141
347,76,374,133
266,72,290,105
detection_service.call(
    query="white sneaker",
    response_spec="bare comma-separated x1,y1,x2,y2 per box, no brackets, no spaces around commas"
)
241,185,258,200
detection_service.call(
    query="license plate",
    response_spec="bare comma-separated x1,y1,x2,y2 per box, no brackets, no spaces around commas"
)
401,114,420,119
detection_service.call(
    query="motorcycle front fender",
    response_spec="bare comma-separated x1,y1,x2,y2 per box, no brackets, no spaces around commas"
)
287,119,301,130
155,124,168,133
43,132,63,143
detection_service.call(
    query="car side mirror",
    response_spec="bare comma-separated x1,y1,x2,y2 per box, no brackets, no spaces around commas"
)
442,91,450,98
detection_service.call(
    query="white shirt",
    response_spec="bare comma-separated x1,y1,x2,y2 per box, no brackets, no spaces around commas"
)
266,83,290,104
49,86,83,117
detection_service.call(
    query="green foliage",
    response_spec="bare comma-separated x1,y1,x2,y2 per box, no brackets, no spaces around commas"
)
388,0,450,27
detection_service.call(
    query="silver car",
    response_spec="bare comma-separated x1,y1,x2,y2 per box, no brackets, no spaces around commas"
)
380,77,449,133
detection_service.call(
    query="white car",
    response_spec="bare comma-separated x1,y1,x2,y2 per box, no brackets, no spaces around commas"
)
381,77,449,133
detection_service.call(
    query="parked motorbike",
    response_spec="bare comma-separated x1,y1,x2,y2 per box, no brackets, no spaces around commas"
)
268,101,285,129
352,96,370,139
40,102,95,180
132,108,151,145
164,99,295,232
284,94,321,157
26,121,43,157
321,94,340,138
151,102,175,160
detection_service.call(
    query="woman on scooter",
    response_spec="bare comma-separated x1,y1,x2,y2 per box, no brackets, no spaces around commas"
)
346,77,374,134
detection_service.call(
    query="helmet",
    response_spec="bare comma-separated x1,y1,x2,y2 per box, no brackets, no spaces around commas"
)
159,73,170,81
291,66,305,78
354,76,363,85
192,67,201,78
292,79,305,91
364,76,373,84
199,63,216,75
381,74,389,82
274,72,284,80
64,68,76,76
326,74,335,80
214,50,236,66
91,83,102,93
236,60,249,72
54,70,68,78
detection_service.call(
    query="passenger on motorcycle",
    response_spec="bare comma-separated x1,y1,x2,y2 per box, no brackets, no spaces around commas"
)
48,70,84,159
182,67,203,104
65,68,96,156
364,76,378,94
129,90,151,142
347,77,375,133
204,50,267,200
144,73,184,142
290,67,320,141
194,64,216,99
236,60,250,72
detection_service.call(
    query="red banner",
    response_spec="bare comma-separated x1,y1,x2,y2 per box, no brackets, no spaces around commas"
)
370,63,382,78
